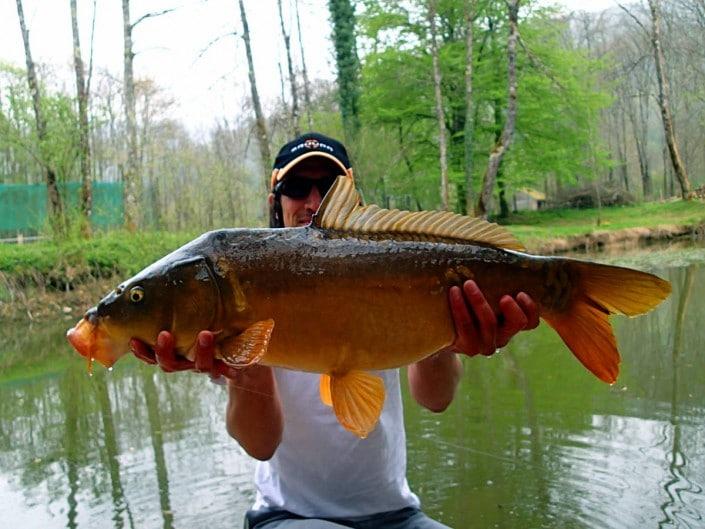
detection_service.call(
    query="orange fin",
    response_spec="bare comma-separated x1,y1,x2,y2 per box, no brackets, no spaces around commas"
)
319,374,333,407
543,303,620,383
330,370,385,438
572,261,671,316
544,262,671,384
219,319,274,368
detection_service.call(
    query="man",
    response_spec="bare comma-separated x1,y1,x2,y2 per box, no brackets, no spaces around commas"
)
132,132,538,528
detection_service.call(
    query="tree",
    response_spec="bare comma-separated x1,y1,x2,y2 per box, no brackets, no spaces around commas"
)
294,0,314,130
238,0,272,193
329,0,361,138
70,0,93,234
476,0,520,218
647,0,692,198
427,0,450,210
278,0,301,136
121,1,175,231
463,0,477,214
15,0,65,235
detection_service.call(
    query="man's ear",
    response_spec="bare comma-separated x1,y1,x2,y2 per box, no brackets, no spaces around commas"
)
267,193,275,207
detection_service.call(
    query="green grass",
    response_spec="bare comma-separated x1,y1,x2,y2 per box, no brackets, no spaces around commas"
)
0,230,196,287
499,199,705,248
1,199,704,287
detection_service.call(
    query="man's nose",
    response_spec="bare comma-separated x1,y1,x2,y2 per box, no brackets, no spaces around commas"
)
305,186,322,209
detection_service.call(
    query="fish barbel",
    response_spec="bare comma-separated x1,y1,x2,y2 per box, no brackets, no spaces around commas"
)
67,177,671,437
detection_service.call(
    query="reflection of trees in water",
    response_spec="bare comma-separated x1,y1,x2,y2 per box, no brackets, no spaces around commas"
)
92,372,134,529
0,356,209,527
141,369,174,529
658,265,702,528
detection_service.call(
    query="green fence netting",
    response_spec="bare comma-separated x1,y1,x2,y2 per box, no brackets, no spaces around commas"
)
0,182,123,238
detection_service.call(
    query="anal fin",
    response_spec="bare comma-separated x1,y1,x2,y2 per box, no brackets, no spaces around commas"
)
330,370,385,439
219,319,274,368
319,374,332,407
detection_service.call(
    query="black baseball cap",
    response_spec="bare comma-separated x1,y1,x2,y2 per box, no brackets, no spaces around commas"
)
270,132,352,190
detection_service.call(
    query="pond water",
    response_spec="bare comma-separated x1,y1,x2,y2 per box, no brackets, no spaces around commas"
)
1,242,704,529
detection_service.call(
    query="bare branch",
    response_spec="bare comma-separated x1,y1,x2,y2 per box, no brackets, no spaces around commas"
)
131,7,177,30
617,3,649,34
195,31,237,63
86,0,97,98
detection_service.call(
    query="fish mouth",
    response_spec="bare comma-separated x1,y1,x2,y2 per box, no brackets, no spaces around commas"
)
66,315,126,371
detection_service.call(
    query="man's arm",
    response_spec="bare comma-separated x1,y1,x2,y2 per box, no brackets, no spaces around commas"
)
408,280,539,412
131,331,283,461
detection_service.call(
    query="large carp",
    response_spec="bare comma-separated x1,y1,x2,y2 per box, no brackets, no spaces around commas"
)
67,177,671,437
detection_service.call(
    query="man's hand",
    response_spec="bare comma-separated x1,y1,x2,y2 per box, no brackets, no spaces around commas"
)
130,330,246,380
447,280,539,357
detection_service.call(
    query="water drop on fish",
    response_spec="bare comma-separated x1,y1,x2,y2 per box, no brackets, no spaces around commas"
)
108,367,113,372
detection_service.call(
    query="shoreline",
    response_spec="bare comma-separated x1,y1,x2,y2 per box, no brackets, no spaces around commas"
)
528,222,705,254
2,222,704,324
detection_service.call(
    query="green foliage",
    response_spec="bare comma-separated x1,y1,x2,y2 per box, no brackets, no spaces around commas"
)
503,199,705,247
0,231,194,287
329,0,361,135
356,0,612,213
0,64,81,185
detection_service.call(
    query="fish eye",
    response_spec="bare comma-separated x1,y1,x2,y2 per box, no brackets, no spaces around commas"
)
129,286,144,303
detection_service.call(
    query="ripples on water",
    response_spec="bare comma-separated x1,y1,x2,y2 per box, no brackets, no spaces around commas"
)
1,244,704,528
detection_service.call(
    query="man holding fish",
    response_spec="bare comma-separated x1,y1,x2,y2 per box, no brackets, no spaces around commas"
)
130,133,540,528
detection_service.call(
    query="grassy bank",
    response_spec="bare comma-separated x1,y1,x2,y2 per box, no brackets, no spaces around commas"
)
0,231,195,321
1,199,703,321
0,230,195,287
500,198,705,250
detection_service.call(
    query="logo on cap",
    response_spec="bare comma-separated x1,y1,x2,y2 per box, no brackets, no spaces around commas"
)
304,139,320,149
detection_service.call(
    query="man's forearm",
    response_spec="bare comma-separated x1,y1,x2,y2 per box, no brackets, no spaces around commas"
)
225,366,283,461
407,347,463,413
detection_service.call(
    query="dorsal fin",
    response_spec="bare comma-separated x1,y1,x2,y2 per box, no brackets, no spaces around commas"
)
313,176,525,251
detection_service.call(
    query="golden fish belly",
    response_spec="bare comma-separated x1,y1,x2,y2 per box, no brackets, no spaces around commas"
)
244,273,455,374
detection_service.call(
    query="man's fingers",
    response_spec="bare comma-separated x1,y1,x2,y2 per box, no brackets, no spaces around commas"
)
497,296,529,347
462,280,496,355
516,292,540,329
449,285,476,335
154,331,193,372
130,338,157,365
194,331,215,374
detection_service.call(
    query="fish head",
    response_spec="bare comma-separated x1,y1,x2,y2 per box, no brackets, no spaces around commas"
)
67,255,221,369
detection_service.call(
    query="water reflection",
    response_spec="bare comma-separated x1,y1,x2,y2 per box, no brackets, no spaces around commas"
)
1,247,704,528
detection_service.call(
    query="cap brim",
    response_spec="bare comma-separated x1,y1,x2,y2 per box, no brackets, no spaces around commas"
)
275,152,349,184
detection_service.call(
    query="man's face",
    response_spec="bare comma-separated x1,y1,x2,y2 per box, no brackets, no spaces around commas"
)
272,158,341,228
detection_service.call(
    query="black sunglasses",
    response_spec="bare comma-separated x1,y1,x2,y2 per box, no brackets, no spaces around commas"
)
275,175,337,200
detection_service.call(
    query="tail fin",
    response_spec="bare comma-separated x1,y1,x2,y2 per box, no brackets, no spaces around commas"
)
542,261,671,384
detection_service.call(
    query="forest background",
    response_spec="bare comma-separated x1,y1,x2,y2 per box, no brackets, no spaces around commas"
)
0,0,703,239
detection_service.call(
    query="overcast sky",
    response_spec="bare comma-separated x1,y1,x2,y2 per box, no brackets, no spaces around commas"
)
0,0,617,135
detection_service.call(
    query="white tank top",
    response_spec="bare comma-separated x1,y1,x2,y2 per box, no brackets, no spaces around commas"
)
252,368,420,518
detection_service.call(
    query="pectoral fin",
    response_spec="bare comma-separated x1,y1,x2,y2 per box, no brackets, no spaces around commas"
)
329,371,385,439
220,319,274,368
319,374,333,407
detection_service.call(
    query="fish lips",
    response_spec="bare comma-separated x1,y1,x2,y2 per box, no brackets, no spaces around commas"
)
66,314,125,369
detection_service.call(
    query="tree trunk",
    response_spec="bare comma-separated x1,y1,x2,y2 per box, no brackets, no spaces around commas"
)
477,0,519,218
463,0,476,215
71,0,92,236
16,0,65,236
618,101,629,191
122,0,139,231
647,0,692,199
328,0,360,139
239,0,271,193
626,92,650,199
277,0,300,136
294,0,314,130
428,0,449,211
